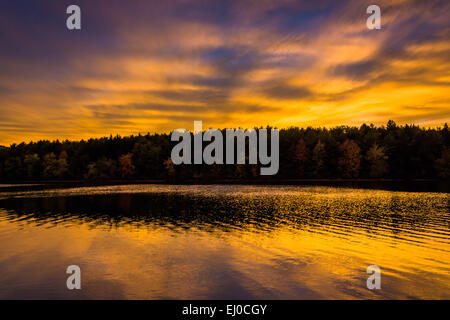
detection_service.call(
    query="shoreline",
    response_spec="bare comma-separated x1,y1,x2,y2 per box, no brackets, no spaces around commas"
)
1,179,448,193
0,178,444,184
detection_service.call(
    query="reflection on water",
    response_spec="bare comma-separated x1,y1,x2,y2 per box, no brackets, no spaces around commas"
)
0,184,448,299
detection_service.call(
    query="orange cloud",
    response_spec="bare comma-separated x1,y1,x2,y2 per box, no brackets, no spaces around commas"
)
0,0,448,145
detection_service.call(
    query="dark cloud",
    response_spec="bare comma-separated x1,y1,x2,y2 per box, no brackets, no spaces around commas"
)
332,60,379,80
262,83,313,100
86,103,202,113
146,89,229,104
259,0,341,33
331,0,450,82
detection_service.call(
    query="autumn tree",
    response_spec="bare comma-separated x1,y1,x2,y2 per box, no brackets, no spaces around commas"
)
42,153,58,178
57,150,69,178
96,157,118,179
293,138,309,177
119,153,135,178
366,144,388,178
338,139,361,178
0,121,448,182
84,162,98,180
164,157,175,178
59,150,68,160
24,153,40,178
312,140,326,177
42,153,68,178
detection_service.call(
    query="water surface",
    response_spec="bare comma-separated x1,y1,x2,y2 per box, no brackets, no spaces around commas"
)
0,184,448,299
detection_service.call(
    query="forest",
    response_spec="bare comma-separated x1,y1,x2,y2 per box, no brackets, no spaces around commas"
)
0,121,449,182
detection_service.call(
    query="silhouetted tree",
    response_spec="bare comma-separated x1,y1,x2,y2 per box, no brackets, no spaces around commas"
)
435,147,450,179
4,156,23,180
42,153,68,178
312,140,326,177
293,138,309,177
164,157,175,178
84,162,98,180
366,144,388,178
119,153,135,178
95,157,118,179
24,153,40,178
338,139,361,178
0,121,448,182
132,139,163,178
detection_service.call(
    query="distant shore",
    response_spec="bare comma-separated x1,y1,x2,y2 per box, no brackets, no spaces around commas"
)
1,178,448,193
0,178,443,184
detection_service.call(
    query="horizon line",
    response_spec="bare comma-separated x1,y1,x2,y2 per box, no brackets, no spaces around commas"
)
2,120,448,148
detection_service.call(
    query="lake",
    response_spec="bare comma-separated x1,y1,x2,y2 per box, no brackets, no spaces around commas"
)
0,184,448,299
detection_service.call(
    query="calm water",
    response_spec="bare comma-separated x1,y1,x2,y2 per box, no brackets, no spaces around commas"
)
0,184,448,299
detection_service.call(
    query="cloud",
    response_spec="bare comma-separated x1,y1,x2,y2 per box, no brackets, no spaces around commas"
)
0,0,449,145
261,83,313,100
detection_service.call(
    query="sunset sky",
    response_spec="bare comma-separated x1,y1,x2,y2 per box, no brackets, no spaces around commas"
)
0,0,449,146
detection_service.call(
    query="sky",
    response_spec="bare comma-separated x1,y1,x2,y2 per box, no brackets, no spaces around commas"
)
0,0,449,145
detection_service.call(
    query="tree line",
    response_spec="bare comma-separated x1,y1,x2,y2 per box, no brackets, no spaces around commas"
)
0,121,449,182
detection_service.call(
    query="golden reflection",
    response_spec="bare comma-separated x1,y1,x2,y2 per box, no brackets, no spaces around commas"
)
0,185,448,299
